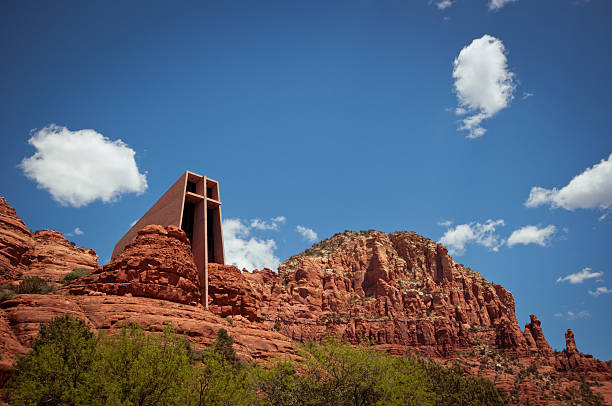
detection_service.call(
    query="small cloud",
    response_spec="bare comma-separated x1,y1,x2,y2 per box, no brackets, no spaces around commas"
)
588,286,612,297
557,267,603,284
507,225,556,247
452,35,516,138
250,216,286,231
434,0,453,10
66,227,84,237
554,311,590,320
598,212,609,222
438,219,453,227
296,225,318,242
522,92,534,100
525,153,612,211
20,125,147,207
130,219,138,228
439,219,505,255
489,0,518,10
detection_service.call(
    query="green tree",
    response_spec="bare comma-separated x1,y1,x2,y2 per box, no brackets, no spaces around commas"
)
183,348,256,406
212,328,237,365
5,315,97,405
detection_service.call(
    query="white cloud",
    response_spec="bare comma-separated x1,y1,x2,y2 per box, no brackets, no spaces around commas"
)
250,216,286,231
507,225,556,247
452,35,515,138
557,267,603,284
223,218,280,271
20,125,147,207
554,311,590,320
296,225,318,242
66,227,84,237
588,286,612,297
489,0,518,10
437,219,453,227
525,154,612,211
434,0,453,10
439,219,505,255
522,91,534,99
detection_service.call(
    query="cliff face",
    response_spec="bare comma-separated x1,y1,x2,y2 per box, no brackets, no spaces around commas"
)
0,198,98,285
208,230,529,357
1,197,610,404
0,197,34,284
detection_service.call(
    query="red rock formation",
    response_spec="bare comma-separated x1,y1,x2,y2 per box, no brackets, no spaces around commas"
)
24,229,98,283
0,197,34,284
208,231,526,357
0,294,294,365
555,329,608,372
0,197,98,285
524,314,553,356
62,225,201,305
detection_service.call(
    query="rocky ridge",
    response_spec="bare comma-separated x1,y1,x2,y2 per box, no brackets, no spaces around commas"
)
0,197,97,285
0,197,611,404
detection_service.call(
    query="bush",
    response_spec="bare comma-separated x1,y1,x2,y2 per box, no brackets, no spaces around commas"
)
255,338,434,406
0,288,14,302
14,276,54,294
61,267,93,285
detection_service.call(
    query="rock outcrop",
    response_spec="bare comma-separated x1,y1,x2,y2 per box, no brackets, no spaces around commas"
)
524,314,553,355
0,197,98,285
62,225,201,305
0,197,34,284
555,328,609,372
25,229,98,283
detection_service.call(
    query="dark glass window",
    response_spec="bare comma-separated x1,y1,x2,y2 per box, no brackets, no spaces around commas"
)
186,181,197,193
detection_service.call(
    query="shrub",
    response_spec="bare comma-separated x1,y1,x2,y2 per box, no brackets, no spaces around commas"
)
14,276,54,294
61,267,93,285
0,288,14,302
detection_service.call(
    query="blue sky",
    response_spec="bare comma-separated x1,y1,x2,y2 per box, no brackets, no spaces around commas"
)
1,0,612,359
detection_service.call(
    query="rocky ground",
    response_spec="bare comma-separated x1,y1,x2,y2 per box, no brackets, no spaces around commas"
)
1,197,610,405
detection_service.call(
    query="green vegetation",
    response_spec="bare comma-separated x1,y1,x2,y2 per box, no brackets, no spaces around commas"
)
0,287,13,302
4,315,505,406
61,268,93,285
13,277,54,294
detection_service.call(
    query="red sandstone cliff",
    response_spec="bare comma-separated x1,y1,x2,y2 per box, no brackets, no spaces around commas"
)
0,197,610,404
0,197,98,285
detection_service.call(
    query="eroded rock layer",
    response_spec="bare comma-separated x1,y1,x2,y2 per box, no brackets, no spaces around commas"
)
0,198,98,285
62,225,201,305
